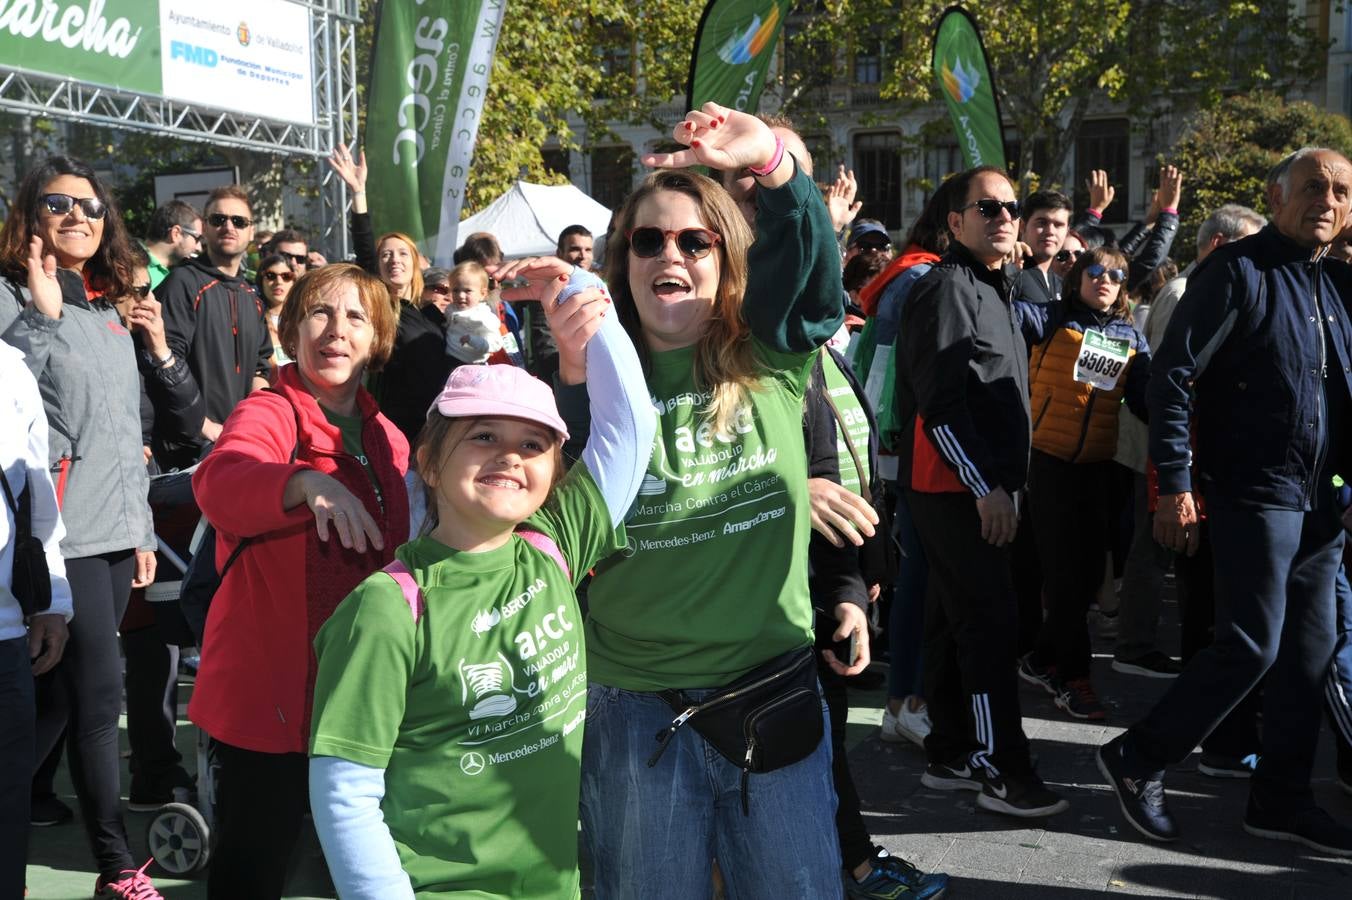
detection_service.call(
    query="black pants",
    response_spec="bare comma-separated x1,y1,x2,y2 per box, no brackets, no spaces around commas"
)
1174,523,1261,757
817,655,873,871
122,625,183,789
207,740,310,899
1128,498,1342,812
907,490,1033,776
1029,452,1113,680
34,550,136,879
1011,492,1043,658
1,636,34,897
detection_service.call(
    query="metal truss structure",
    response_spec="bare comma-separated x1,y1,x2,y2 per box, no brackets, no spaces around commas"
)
0,0,361,258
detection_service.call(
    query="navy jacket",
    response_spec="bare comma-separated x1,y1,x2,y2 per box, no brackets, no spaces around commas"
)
1149,225,1352,509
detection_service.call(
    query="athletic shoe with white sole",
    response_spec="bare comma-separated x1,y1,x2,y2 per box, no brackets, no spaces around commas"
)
1197,751,1259,779
920,759,982,792
975,770,1070,818
1017,652,1057,697
880,699,931,748
1243,803,1352,858
1111,651,1182,678
1097,733,1178,842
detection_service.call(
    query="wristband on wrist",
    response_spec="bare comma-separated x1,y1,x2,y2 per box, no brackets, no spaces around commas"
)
153,348,173,366
1086,208,1103,220
748,137,785,178
1161,206,1178,216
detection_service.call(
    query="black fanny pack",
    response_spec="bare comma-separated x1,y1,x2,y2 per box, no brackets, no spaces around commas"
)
647,646,823,814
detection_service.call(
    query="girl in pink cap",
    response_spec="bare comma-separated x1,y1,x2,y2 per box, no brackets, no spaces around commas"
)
307,263,654,899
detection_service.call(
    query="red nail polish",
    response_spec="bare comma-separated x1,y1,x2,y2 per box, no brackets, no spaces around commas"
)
709,120,718,129
558,274,568,281
691,139,701,147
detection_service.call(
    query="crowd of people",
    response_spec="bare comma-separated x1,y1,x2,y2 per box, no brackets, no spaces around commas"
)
3,100,1352,900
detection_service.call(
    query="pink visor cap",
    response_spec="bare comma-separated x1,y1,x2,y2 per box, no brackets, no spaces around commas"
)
428,365,570,442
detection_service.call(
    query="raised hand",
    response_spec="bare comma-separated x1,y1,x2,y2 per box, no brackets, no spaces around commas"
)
25,237,62,320
642,103,781,177
328,143,368,194
1087,169,1115,216
826,165,862,233
1156,164,1183,212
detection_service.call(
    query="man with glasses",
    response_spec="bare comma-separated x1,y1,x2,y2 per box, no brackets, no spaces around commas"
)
845,220,894,263
263,228,311,274
159,185,270,446
896,165,1069,819
142,200,202,290
1099,148,1352,855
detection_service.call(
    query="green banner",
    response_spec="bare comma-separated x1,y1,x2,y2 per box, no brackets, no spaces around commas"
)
686,0,792,113
931,7,1006,170
0,0,161,95
365,0,505,264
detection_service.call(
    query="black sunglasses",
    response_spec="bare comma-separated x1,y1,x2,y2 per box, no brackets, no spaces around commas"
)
1085,263,1127,285
425,283,451,296
40,193,107,220
1055,248,1083,263
262,270,295,283
282,252,307,265
961,198,1021,220
131,283,152,298
206,213,253,230
627,227,722,260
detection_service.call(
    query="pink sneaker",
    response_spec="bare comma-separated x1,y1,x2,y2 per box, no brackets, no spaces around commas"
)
94,860,163,899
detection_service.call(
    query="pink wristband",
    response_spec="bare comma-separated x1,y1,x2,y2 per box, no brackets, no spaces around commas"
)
748,137,785,177
1085,208,1103,220
1161,206,1178,216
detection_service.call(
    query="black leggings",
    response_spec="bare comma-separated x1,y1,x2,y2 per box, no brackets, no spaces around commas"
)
207,740,310,899
33,549,136,880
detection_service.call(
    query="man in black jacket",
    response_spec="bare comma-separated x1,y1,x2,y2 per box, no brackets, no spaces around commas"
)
158,185,270,447
1099,147,1352,855
895,166,1067,818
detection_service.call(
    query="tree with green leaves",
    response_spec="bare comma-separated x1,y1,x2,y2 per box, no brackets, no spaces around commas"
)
773,1,1330,193
1166,91,1352,265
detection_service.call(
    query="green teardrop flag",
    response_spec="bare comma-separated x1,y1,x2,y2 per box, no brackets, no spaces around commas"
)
931,7,1006,170
686,0,793,113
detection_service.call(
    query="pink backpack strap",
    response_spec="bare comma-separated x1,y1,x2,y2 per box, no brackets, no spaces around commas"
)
515,529,571,581
382,560,425,623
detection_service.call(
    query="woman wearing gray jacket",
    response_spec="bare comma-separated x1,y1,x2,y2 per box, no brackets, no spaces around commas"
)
0,157,162,898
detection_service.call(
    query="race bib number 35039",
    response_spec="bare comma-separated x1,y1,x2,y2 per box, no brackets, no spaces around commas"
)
1073,329,1130,391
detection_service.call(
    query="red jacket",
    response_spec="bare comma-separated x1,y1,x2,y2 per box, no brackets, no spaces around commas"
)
188,365,409,753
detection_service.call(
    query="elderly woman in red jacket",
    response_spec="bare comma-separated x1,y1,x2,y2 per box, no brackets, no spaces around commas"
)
190,263,408,900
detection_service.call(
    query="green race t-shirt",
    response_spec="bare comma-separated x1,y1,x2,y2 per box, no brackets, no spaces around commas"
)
585,340,817,691
820,350,871,492
310,464,621,899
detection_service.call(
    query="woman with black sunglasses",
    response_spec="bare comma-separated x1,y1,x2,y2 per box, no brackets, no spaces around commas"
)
1015,245,1151,725
537,105,848,898
256,252,298,380
0,157,166,897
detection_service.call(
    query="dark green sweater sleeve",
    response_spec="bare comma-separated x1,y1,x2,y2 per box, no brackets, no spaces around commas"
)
743,160,845,353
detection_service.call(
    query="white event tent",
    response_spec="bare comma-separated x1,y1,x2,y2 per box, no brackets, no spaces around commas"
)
457,181,612,259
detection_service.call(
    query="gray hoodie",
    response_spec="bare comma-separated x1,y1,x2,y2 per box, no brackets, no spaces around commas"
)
0,270,154,558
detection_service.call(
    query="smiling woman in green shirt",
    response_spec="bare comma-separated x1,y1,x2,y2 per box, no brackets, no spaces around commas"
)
567,105,847,899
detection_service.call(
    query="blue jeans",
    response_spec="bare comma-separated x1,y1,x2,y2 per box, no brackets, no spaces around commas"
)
1328,562,1352,747
1129,498,1342,811
580,683,842,899
887,488,927,699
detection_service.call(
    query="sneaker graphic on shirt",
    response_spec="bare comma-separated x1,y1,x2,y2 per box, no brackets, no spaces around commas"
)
460,654,519,720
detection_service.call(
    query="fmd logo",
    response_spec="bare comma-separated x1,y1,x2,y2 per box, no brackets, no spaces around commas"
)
170,41,218,68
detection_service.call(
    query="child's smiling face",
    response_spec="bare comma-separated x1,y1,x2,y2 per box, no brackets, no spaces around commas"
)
450,274,488,311
423,417,558,546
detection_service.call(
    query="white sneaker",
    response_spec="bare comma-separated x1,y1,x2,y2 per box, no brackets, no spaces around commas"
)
880,698,930,748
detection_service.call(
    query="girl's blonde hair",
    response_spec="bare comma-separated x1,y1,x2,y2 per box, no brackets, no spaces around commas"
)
413,413,564,537
605,169,760,436
376,231,424,308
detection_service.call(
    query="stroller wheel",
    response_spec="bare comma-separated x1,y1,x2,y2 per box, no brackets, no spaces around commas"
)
146,801,211,875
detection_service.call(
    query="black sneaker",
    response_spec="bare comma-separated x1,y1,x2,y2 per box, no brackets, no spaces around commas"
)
1244,803,1352,857
975,769,1070,818
1111,651,1182,679
1053,677,1107,721
1017,652,1057,697
920,759,982,792
1096,733,1177,842
30,793,73,827
1197,751,1259,779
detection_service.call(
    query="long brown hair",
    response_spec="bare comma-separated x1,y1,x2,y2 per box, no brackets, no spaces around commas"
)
376,231,424,308
605,169,759,436
0,156,138,299
1065,246,1133,323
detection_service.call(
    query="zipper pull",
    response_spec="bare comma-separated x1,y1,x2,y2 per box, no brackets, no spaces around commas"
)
646,706,696,768
741,747,754,816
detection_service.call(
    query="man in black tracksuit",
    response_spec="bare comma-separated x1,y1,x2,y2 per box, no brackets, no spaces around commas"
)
158,186,270,452
895,166,1067,818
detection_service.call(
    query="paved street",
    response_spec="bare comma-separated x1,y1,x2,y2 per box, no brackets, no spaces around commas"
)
25,603,1352,898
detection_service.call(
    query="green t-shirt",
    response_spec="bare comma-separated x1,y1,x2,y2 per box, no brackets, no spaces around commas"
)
322,406,382,506
143,244,170,290
310,464,621,899
585,340,817,691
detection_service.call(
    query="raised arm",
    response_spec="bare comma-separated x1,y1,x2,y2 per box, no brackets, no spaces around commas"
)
329,144,377,273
